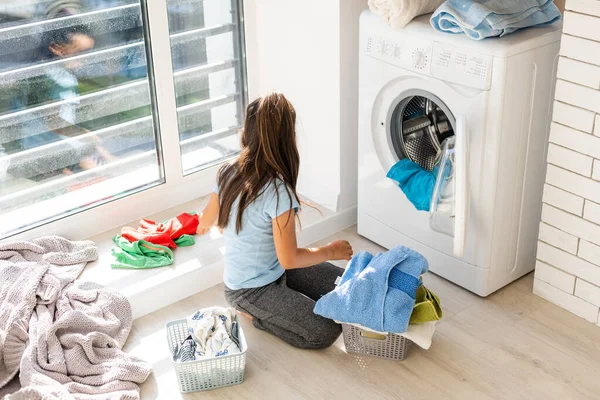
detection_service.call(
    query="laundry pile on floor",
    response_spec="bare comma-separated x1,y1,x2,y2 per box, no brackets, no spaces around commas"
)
0,236,151,399
112,212,200,269
314,246,442,349
173,307,242,362
370,0,561,39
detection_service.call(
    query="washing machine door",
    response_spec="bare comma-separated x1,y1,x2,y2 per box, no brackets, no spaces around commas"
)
372,81,469,259
428,117,468,258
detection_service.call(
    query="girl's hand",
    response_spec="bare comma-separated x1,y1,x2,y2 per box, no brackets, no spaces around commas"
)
196,225,210,235
327,240,353,261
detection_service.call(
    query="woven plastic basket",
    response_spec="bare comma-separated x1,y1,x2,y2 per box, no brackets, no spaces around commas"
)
342,324,411,361
166,318,247,393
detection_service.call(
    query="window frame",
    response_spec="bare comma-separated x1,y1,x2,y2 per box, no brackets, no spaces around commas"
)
2,0,247,242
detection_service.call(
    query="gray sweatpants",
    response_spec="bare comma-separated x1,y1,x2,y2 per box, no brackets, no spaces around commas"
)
224,263,343,349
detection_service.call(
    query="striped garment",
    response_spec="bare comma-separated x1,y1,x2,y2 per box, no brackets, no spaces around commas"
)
173,335,197,363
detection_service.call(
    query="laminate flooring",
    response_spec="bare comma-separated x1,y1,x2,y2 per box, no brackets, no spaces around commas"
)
130,227,600,400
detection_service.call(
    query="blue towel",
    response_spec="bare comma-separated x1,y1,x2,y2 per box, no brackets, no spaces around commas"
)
387,158,437,212
430,0,561,40
314,247,429,334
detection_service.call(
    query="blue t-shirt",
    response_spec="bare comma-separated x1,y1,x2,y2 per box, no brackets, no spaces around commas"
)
217,180,300,290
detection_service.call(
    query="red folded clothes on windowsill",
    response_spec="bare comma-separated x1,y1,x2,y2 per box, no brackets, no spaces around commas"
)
121,212,200,248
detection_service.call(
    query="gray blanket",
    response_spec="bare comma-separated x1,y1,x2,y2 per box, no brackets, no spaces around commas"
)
0,236,152,399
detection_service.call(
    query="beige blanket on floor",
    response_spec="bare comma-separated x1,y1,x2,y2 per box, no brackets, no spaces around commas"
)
368,0,445,29
0,237,151,399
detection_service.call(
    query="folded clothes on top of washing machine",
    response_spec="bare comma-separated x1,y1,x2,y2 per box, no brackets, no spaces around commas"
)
430,0,561,40
387,158,437,211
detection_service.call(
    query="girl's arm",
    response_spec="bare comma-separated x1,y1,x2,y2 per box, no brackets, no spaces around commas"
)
273,210,353,269
197,192,220,235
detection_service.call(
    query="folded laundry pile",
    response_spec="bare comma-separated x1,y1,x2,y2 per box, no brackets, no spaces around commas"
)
368,0,445,29
387,158,437,211
430,0,561,40
314,246,442,349
112,212,199,269
173,307,241,362
0,236,151,399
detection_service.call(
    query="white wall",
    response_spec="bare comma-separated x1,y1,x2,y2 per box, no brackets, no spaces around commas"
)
244,0,366,211
533,0,600,327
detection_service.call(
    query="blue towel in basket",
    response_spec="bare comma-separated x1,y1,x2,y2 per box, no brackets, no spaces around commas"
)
314,247,428,334
430,0,561,40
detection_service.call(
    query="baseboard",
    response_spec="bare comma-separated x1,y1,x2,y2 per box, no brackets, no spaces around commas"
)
129,206,357,320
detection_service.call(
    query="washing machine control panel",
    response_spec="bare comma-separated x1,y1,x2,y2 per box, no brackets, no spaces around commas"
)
366,36,433,73
365,36,493,90
430,43,493,90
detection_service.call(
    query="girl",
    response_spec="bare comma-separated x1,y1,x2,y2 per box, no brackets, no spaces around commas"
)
196,92,353,349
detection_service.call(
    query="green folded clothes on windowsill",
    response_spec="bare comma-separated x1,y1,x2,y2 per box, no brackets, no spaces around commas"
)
409,285,443,324
174,234,195,247
112,235,174,269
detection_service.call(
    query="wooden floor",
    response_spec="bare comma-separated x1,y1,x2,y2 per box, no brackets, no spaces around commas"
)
128,227,600,400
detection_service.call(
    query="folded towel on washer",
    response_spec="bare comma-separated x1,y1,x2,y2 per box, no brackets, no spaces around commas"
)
430,0,561,40
369,0,446,29
387,158,437,211
314,247,428,334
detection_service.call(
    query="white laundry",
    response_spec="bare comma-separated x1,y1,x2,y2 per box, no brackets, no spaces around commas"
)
186,307,241,359
368,0,445,29
341,321,436,350
399,322,436,350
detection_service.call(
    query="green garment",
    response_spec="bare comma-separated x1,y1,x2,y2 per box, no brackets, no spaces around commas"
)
111,235,174,269
174,234,195,247
409,285,443,324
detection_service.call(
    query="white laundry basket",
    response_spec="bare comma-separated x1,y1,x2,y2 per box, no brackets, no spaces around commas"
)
342,324,411,361
166,318,247,393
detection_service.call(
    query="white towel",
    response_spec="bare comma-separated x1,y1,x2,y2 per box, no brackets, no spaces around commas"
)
368,0,446,29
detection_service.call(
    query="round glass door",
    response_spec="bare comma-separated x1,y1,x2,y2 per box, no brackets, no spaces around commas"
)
390,91,456,171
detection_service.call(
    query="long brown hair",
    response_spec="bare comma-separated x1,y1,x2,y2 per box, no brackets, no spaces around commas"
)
217,92,301,233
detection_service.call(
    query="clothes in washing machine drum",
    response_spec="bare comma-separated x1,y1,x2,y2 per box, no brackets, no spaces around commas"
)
392,96,454,172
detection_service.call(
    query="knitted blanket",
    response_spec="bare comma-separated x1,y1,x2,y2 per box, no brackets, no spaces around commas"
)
0,237,152,399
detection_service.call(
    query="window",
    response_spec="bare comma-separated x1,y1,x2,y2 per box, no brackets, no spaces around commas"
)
0,0,246,239
167,0,246,174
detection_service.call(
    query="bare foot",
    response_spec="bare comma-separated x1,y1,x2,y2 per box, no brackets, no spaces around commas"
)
237,311,253,321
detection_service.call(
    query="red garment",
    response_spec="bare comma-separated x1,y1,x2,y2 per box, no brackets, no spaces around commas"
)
121,213,199,248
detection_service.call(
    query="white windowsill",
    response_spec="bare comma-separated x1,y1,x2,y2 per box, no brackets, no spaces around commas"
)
80,194,357,319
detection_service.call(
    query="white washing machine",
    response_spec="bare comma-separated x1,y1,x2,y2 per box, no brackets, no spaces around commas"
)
358,11,562,296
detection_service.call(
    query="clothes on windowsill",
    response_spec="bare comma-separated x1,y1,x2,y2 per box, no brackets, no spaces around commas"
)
121,212,199,249
314,246,429,334
368,0,445,29
112,235,174,269
387,158,437,211
173,307,241,362
410,284,443,324
430,0,561,40
112,212,198,269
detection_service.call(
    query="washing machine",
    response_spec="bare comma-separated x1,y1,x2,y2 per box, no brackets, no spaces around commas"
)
358,11,562,296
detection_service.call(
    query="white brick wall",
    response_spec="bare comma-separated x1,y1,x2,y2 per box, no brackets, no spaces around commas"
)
534,0,600,327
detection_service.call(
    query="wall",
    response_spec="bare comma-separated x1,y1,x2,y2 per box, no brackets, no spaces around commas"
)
533,0,600,327
244,0,366,211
